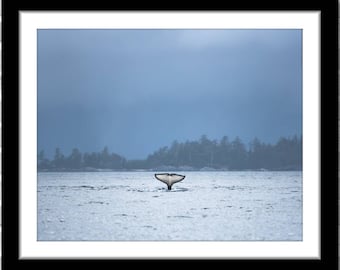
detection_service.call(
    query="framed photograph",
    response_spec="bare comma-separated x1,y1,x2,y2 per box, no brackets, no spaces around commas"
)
3,1,338,268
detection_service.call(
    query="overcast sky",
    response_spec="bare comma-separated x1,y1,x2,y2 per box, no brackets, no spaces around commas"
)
38,29,302,160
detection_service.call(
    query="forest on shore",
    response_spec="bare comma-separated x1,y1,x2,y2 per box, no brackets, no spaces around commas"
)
38,135,302,172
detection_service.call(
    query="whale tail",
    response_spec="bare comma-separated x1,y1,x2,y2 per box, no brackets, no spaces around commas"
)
154,173,185,190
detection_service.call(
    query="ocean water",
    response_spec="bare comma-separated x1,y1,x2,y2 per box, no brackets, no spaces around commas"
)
37,171,302,241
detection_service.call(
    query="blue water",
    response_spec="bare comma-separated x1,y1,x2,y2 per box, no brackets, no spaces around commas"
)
38,171,302,241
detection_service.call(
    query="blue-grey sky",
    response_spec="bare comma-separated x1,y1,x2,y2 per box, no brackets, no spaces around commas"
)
38,29,302,160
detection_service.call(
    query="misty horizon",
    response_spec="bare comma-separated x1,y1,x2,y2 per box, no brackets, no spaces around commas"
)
38,134,302,173
39,133,301,161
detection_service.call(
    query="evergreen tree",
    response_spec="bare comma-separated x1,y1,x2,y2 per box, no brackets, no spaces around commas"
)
229,137,247,170
53,148,65,169
67,148,82,169
38,150,51,169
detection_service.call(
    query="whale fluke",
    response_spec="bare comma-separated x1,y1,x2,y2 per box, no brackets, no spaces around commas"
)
154,173,185,190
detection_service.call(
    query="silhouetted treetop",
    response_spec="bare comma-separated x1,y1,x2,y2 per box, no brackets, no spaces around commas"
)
38,135,302,171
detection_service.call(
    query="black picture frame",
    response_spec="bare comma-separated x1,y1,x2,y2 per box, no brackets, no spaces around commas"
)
2,0,338,268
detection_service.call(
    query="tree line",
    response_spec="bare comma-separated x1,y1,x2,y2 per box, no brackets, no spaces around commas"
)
38,135,302,171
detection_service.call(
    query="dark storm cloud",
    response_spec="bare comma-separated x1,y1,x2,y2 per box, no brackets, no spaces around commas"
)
38,29,302,159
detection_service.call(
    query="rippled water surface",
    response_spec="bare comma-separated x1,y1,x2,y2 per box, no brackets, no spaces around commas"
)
38,171,302,241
